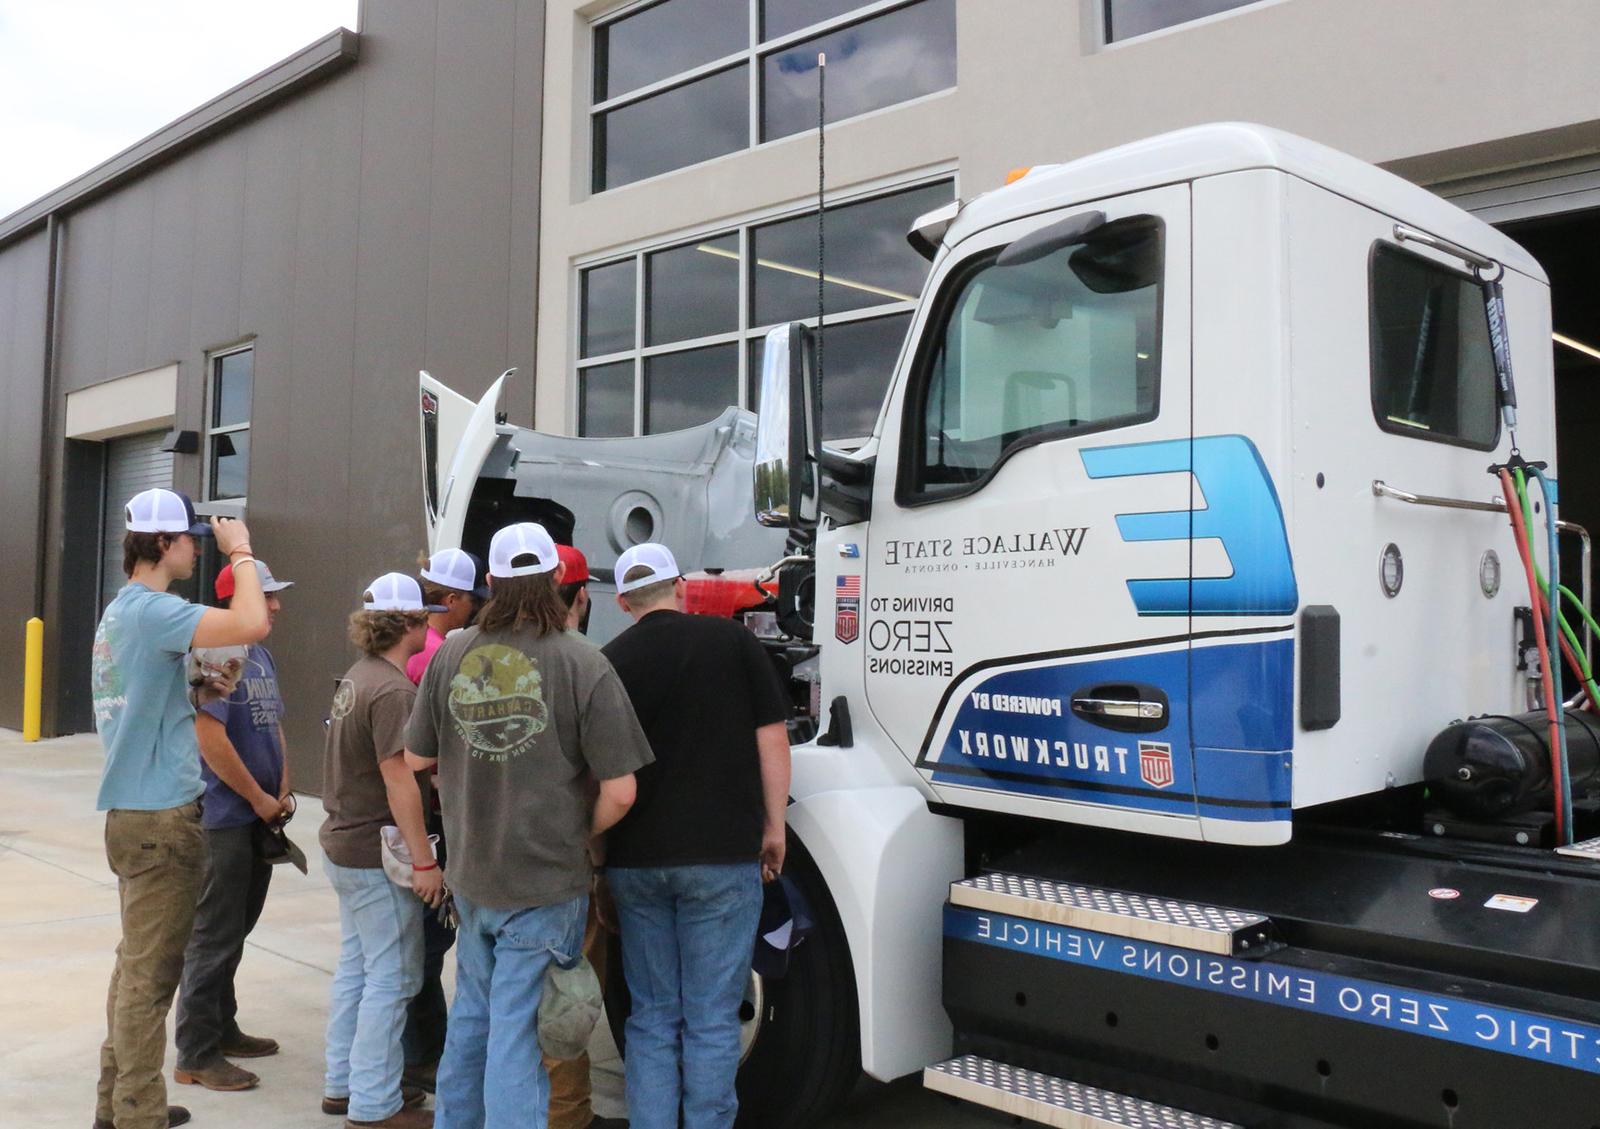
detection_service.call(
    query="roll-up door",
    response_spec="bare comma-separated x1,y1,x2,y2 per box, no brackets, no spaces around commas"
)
101,432,174,609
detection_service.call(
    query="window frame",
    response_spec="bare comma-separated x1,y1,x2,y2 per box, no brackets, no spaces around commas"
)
895,218,1167,508
589,0,953,192
202,342,254,503
573,171,955,439
1366,240,1502,453
1099,0,1280,47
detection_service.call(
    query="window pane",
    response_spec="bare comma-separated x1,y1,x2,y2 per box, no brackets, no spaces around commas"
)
1369,245,1498,449
644,344,739,433
762,0,867,40
749,313,908,441
761,0,955,142
908,217,1163,499
596,0,749,101
647,233,740,345
595,65,748,191
1104,0,1259,42
580,362,637,437
751,180,949,326
210,429,250,500
213,350,252,428
581,259,637,358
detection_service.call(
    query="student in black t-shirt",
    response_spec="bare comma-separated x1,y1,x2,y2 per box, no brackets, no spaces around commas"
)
599,543,790,1129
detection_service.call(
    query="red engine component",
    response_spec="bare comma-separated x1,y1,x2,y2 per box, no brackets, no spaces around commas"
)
681,569,776,618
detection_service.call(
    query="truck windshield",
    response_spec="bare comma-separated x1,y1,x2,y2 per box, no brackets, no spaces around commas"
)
903,215,1163,501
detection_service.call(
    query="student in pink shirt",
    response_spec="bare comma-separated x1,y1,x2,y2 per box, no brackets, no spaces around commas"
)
406,550,487,684
401,547,486,1090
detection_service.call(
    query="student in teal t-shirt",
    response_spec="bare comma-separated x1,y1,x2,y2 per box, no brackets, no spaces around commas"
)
91,488,270,1129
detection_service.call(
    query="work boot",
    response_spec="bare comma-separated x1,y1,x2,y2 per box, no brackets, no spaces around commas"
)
174,1057,260,1091
92,1106,191,1128
401,1060,437,1093
323,1087,428,1116
220,1030,280,1058
345,1107,434,1128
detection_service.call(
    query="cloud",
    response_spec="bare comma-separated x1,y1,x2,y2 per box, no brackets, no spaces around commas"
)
0,0,360,218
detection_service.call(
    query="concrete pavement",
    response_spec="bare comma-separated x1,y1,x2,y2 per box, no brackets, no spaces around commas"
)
0,730,994,1128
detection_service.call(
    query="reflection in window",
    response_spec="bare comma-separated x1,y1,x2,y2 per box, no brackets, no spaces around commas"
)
596,0,747,100
906,217,1164,500
210,431,250,500
591,0,958,191
213,350,252,427
647,234,740,345
1369,245,1498,450
206,347,252,501
581,259,637,358
645,344,739,434
751,179,951,326
580,361,636,437
1104,0,1260,42
750,312,910,440
579,180,947,437
761,0,956,142
595,65,748,191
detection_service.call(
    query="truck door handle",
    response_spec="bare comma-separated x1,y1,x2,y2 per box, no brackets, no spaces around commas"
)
1070,682,1169,734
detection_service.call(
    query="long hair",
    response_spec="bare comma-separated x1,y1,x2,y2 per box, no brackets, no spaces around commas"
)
476,572,567,637
348,610,427,655
122,531,176,577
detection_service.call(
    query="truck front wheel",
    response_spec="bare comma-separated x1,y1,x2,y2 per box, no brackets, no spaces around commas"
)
602,835,862,1129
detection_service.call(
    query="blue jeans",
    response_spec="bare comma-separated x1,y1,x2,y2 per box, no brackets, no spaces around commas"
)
436,892,587,1129
608,863,763,1129
323,859,424,1122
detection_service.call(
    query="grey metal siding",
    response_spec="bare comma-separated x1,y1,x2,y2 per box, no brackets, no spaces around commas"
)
11,0,546,794
100,433,174,609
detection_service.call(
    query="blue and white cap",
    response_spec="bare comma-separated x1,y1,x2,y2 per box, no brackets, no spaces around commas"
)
124,488,211,536
615,543,681,593
362,572,447,613
421,547,489,598
488,523,559,578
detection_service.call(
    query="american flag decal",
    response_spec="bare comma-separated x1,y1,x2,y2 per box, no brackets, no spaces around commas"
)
835,575,861,644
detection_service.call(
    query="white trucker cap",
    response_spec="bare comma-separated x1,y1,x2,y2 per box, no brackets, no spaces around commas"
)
489,523,559,578
125,488,212,536
362,572,447,613
615,543,682,593
421,547,489,598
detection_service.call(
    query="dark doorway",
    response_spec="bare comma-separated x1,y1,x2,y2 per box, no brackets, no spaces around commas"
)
1499,210,1600,607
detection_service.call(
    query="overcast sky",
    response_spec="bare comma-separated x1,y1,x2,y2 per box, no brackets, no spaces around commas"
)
0,0,361,219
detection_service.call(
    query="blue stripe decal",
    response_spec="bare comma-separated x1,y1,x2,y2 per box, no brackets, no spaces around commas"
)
947,907,1600,1075
1081,435,1298,618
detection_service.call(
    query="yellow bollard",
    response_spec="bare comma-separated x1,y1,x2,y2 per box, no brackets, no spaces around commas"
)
23,617,42,742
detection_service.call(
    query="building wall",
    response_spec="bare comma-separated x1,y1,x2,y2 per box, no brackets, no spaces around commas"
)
534,0,1600,432
9,0,548,793
0,230,50,727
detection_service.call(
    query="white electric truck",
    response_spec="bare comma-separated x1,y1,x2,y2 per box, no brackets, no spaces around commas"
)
422,124,1600,1129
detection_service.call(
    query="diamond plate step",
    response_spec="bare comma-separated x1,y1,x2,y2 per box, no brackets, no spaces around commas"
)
1555,835,1600,860
924,1055,1241,1129
950,872,1275,957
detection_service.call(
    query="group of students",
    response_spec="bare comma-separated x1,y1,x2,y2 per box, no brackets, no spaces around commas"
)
89,487,791,1129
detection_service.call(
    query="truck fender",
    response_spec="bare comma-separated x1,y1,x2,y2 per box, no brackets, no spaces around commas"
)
786,782,964,1081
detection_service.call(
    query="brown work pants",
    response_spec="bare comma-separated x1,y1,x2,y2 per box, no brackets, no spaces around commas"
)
547,899,607,1129
94,802,206,1129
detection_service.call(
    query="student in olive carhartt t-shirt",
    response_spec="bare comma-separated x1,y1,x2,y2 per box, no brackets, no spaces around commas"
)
405,522,653,1129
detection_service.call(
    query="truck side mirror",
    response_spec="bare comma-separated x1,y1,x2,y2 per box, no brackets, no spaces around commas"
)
753,322,821,534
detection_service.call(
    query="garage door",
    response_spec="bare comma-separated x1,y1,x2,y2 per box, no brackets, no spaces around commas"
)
101,432,174,609
1434,154,1600,224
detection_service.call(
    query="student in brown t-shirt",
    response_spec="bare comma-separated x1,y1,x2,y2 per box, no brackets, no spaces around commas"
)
319,573,446,1129
405,522,653,1129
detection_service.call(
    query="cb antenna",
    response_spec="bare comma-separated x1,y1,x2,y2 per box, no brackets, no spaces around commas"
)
815,51,826,424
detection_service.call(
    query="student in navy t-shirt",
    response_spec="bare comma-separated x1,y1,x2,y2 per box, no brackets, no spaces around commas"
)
173,560,297,1094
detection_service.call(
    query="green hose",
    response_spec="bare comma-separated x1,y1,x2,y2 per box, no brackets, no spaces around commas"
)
1515,470,1600,705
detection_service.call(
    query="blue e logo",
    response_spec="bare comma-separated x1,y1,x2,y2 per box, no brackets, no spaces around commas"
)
1081,435,1298,617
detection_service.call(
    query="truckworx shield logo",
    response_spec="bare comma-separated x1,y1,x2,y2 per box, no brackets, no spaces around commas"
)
1080,435,1298,617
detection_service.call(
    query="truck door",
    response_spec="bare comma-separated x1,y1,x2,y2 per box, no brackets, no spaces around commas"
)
865,185,1208,839
419,369,512,553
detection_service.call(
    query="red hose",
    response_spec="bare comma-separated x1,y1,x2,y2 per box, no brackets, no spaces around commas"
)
1529,583,1594,709
1501,468,1567,842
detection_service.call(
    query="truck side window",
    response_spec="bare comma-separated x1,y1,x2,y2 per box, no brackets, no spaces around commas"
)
1369,243,1499,450
899,215,1163,503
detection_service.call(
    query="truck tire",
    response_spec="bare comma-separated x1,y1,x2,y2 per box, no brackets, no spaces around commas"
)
602,834,862,1129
